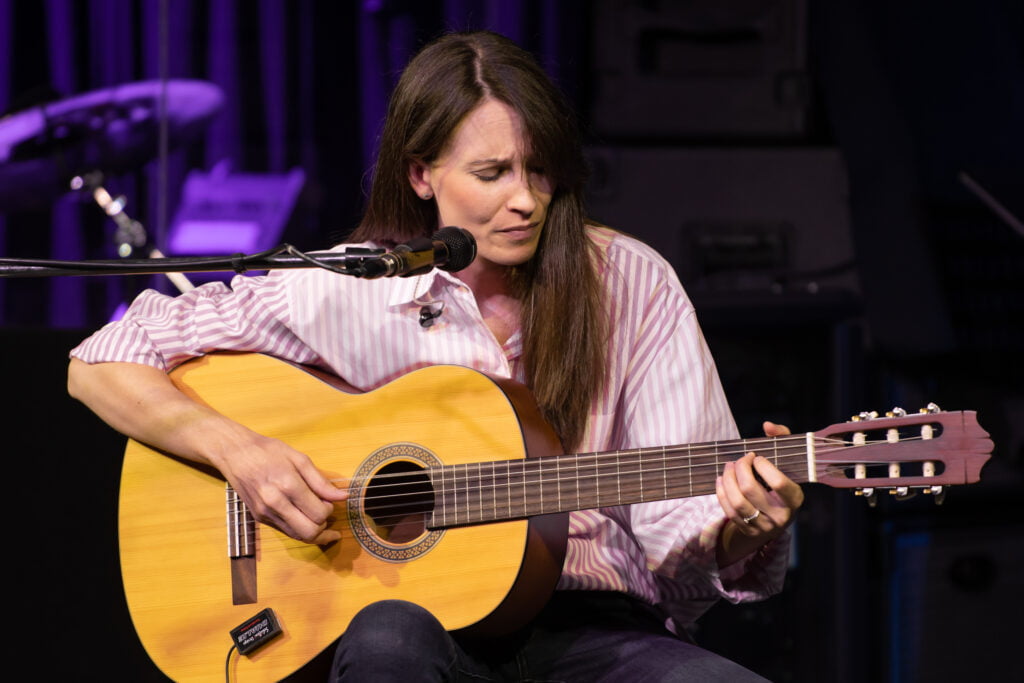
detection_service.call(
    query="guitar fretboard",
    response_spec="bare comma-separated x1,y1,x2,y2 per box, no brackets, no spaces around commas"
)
428,437,815,528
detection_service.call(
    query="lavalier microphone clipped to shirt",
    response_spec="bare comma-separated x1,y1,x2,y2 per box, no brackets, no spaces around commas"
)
419,302,444,328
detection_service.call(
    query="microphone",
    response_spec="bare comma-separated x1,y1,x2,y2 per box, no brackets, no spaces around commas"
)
360,226,476,279
418,303,445,328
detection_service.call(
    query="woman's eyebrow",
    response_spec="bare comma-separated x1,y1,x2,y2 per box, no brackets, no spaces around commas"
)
466,157,512,167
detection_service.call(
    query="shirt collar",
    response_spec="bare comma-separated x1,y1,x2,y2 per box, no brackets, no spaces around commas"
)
385,268,465,309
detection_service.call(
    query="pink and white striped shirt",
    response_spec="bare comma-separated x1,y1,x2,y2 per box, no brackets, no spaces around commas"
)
71,225,789,629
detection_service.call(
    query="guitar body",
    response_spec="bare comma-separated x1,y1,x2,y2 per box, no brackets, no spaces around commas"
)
119,353,567,683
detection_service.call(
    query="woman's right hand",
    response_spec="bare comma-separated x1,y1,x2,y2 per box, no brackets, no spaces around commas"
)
208,427,348,545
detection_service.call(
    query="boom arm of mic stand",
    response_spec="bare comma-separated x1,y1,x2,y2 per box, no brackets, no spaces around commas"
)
0,247,386,279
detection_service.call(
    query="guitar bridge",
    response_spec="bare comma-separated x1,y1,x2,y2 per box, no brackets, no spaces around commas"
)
227,484,257,604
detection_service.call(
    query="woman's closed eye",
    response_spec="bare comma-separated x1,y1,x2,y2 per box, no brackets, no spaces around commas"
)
473,168,504,182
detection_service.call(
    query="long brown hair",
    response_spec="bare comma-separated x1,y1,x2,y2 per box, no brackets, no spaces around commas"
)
351,31,606,450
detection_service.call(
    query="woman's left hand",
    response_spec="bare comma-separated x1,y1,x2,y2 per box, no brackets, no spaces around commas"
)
714,421,805,566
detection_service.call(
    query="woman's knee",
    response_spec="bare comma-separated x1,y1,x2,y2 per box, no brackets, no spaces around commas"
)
333,600,455,678
347,600,447,647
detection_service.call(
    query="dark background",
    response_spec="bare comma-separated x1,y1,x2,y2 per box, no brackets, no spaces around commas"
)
2,1,1022,681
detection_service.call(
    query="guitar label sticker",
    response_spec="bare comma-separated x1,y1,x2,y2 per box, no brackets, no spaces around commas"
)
230,607,282,656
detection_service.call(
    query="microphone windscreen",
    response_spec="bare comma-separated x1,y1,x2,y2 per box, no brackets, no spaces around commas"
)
432,227,477,272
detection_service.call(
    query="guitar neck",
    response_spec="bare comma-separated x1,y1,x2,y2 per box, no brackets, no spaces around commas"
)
429,435,814,528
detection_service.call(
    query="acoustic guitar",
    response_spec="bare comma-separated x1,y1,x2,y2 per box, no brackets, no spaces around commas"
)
118,352,992,682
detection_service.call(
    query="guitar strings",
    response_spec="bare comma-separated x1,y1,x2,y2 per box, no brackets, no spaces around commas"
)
342,432,919,502
326,434,928,519
351,440,819,497
335,434,937,528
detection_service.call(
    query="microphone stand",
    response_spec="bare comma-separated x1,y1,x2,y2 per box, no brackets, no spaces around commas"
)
0,246,386,279
71,170,198,293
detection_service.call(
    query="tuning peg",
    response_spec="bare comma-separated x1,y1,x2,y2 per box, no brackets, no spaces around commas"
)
888,407,907,418
891,487,915,500
923,403,941,413
855,487,878,507
925,485,946,505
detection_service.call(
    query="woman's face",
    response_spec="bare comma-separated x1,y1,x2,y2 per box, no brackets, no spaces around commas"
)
409,99,554,274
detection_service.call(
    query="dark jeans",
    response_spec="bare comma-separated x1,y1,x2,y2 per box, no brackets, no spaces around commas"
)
330,592,770,682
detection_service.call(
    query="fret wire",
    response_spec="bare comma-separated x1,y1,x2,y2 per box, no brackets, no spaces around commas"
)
557,453,563,512
443,464,450,527
504,459,511,520
456,463,461,524
688,444,693,496
454,462,461,526
574,451,580,512
443,462,452,527
470,462,477,525
662,445,667,501
461,463,469,525
469,464,474,524
548,457,557,515
548,456,557,516
517,459,526,519
616,450,621,506
461,463,468,525
539,459,548,515
480,462,488,524
451,464,459,526
715,442,720,485
516,460,523,519
463,463,470,525
638,448,644,503
524,460,534,516
519,460,525,517
475,462,482,525
528,460,538,516
491,460,497,520
475,462,481,524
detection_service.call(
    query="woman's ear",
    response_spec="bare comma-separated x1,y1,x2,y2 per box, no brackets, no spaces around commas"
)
408,162,434,200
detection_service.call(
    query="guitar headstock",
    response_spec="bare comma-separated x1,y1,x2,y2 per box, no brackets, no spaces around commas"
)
811,405,993,506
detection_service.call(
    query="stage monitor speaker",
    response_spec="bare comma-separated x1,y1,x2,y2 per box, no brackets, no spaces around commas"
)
585,145,860,299
590,0,810,139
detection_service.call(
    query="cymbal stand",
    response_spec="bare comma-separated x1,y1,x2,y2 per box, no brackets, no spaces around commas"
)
71,170,194,293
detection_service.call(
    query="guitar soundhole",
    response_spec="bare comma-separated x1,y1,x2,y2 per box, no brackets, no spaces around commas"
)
363,461,433,544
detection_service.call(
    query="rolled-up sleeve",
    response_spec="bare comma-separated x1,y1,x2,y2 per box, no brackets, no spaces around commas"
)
70,273,320,370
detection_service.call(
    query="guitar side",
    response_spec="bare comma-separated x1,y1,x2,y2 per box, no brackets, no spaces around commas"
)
118,353,567,683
